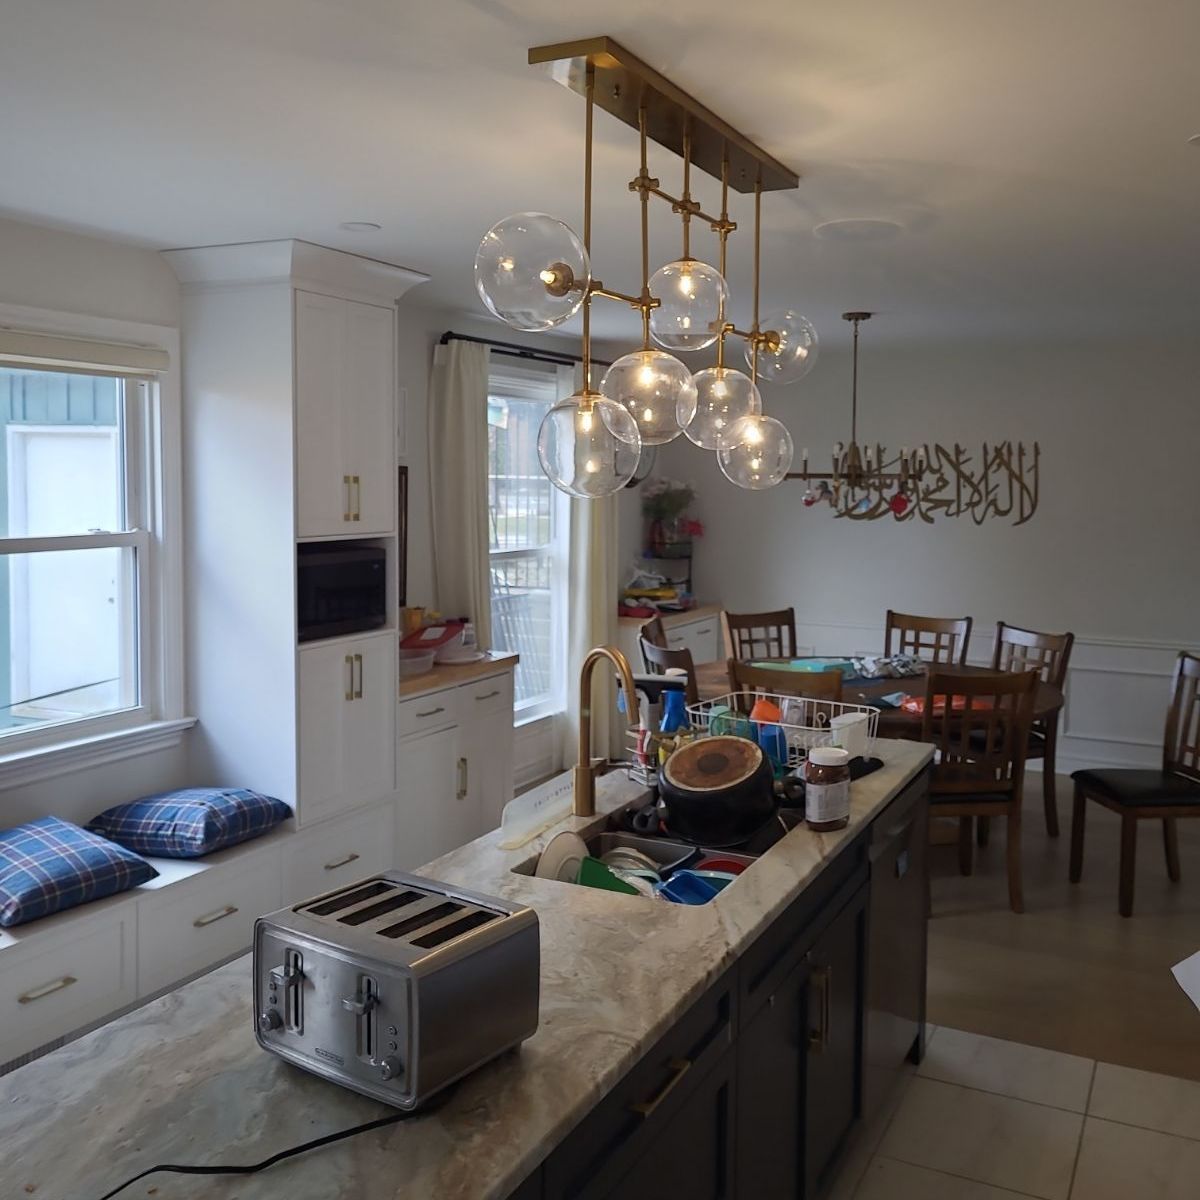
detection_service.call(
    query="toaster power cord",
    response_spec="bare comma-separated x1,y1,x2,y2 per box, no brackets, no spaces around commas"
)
94,1109,414,1200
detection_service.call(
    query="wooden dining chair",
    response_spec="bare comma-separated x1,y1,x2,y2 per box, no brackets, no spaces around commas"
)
727,659,843,704
721,608,798,662
1070,651,1200,917
885,610,972,666
921,668,1039,913
640,615,668,670
992,622,1074,836
640,637,700,706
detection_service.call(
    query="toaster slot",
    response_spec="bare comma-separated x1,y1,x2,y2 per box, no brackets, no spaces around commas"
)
304,880,391,916
411,910,497,949
344,974,377,1061
377,900,461,939
337,890,422,927
284,949,303,1032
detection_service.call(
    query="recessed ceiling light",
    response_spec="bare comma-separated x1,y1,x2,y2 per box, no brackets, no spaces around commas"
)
813,218,905,242
339,221,382,233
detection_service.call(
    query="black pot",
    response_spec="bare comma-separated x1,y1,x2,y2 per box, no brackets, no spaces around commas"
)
658,736,778,848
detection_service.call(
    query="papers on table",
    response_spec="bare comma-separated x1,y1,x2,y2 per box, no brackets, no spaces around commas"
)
1171,950,1200,1014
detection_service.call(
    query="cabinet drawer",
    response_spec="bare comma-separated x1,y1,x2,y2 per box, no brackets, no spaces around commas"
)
543,972,735,1200
459,672,513,718
0,908,136,1066
282,803,393,903
137,852,281,997
397,687,459,738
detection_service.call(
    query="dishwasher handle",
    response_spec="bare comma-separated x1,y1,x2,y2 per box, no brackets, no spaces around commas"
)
869,815,915,862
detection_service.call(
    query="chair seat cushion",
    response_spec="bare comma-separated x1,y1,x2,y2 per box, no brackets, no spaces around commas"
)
1071,769,1200,807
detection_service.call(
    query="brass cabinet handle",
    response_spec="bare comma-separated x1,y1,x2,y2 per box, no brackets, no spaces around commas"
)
352,475,362,521
345,654,354,701
343,475,353,522
629,1058,692,1118
353,653,364,699
324,852,361,871
456,756,469,800
193,904,239,929
18,975,77,1005
808,963,832,1052
416,705,445,719
475,690,500,702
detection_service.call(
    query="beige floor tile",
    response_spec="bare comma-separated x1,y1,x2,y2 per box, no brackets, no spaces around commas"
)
1071,1117,1200,1199
1088,1062,1200,1141
826,1068,920,1199
879,1077,1083,1199
919,1026,1095,1112
858,1158,1041,1199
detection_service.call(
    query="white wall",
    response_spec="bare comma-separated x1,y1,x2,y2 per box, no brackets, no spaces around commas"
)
652,334,1200,773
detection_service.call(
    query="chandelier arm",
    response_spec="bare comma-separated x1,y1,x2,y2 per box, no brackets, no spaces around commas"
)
715,150,730,370
680,125,693,260
639,105,652,347
751,177,762,383
580,64,595,398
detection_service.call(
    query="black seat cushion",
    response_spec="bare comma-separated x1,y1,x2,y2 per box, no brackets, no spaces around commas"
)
1071,769,1200,808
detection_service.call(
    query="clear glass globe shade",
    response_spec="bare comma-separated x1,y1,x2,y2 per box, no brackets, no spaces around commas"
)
474,213,590,332
536,395,642,499
600,350,696,445
717,414,794,490
683,366,761,449
748,309,818,384
648,259,728,351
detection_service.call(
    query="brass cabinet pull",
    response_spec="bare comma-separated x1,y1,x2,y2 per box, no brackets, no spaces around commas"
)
629,1058,692,1118
808,963,832,1052
456,756,469,800
324,852,361,871
352,475,362,521
18,975,77,1005
193,904,239,928
353,653,364,699
343,475,352,522
475,690,500,702
416,705,445,719
345,654,354,701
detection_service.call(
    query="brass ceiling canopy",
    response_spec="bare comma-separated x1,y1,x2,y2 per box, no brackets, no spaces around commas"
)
527,36,799,194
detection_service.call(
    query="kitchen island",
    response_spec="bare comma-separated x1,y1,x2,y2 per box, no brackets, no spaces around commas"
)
0,739,932,1200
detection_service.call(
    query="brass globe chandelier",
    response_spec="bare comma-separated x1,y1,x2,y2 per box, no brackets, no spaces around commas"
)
474,36,817,499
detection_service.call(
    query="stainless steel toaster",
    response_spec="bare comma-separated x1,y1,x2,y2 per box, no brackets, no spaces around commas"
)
253,870,539,1109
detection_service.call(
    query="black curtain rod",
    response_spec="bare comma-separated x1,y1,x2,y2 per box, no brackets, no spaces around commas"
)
439,330,613,370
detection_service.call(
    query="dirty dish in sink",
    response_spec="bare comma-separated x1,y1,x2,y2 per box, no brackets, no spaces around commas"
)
535,831,589,883
655,870,721,905
577,856,640,895
693,856,748,875
689,869,737,892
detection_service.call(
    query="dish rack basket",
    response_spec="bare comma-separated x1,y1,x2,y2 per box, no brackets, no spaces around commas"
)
623,726,700,789
685,692,881,769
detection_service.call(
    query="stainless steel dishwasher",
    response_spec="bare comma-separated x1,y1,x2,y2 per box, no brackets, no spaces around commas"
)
863,773,930,1122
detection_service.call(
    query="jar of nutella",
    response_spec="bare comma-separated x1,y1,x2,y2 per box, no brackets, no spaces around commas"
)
804,747,851,830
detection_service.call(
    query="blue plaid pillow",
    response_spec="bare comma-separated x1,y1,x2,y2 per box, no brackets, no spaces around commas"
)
86,788,292,859
0,816,158,927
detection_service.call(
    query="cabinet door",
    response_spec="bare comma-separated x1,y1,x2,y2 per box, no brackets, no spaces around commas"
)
472,707,514,831
297,639,349,825
341,632,396,806
341,298,396,534
395,726,462,871
295,291,350,537
805,885,868,1197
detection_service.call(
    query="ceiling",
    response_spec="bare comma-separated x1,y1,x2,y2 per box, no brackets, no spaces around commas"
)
1,0,1198,346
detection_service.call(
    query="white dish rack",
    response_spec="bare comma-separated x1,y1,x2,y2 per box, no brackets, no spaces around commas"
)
685,692,881,769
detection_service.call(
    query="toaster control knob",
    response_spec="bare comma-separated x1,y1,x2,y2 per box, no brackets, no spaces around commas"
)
379,1056,403,1082
259,1009,283,1032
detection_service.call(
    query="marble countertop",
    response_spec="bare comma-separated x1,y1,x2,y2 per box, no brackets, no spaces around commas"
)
397,650,517,699
0,740,932,1200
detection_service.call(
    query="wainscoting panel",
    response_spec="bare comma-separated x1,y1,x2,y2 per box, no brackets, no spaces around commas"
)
513,714,562,792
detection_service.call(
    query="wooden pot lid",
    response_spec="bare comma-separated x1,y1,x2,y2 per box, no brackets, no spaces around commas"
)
664,736,763,793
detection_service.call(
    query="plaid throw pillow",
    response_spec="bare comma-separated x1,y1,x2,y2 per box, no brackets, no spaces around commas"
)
86,788,292,859
0,816,158,927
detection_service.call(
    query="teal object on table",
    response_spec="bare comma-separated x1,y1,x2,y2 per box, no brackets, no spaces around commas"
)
748,657,856,678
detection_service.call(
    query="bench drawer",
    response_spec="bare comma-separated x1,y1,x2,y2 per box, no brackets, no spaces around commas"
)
281,802,393,903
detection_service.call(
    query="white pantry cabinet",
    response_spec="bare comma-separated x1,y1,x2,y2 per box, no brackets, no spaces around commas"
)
294,290,396,537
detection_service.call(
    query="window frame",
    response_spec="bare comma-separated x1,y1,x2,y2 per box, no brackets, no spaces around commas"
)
487,362,569,724
0,302,189,783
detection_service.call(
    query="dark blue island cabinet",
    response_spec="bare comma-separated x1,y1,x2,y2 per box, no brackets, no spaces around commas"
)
508,768,929,1200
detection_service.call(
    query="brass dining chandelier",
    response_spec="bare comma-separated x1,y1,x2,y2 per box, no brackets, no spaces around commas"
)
788,313,1041,524
474,36,816,499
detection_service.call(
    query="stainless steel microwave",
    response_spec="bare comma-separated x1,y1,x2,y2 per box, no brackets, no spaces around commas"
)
297,543,387,642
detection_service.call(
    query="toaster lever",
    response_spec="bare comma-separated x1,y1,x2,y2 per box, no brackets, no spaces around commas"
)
270,962,303,990
341,992,378,1016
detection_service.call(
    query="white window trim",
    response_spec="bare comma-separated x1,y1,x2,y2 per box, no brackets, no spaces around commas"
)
0,302,191,788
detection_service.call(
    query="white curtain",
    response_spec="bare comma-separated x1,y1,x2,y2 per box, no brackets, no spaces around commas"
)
559,363,625,766
428,339,493,649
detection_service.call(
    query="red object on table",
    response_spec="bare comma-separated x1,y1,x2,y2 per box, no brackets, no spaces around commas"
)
901,694,996,715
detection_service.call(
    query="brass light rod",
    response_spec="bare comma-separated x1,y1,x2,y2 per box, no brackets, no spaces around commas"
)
529,36,800,193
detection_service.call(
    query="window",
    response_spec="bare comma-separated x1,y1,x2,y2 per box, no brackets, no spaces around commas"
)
487,364,567,718
0,365,154,745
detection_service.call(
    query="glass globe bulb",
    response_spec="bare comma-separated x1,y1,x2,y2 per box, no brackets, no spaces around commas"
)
648,259,729,351
536,394,642,498
474,213,590,332
748,309,818,384
683,366,761,449
717,414,794,490
600,349,696,445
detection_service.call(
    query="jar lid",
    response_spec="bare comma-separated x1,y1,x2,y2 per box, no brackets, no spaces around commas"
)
808,746,850,767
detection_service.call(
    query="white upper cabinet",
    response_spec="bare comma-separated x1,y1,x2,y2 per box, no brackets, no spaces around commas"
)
295,290,396,538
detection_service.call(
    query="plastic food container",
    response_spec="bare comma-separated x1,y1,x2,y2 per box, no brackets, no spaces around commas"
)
398,648,437,678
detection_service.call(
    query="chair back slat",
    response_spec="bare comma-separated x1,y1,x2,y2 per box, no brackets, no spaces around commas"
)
922,669,1038,797
727,659,843,705
722,608,798,661
992,622,1074,689
1164,652,1200,781
885,610,973,666
640,638,700,706
639,616,667,670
